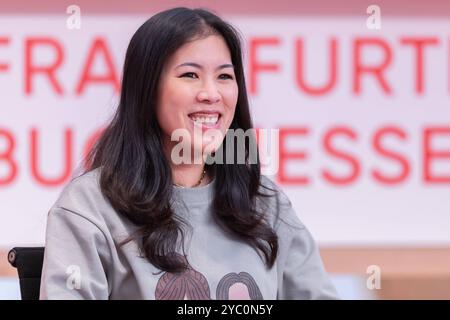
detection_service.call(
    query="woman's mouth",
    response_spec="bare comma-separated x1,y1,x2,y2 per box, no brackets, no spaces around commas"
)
188,112,221,129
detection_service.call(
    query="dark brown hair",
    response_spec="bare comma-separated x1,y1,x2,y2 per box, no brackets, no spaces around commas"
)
84,7,279,273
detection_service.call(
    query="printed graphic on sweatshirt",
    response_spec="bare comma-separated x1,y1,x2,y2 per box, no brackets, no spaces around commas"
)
216,272,263,299
155,254,211,300
155,254,263,300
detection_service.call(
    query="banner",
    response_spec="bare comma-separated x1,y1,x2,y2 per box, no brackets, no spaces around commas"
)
1,16,449,246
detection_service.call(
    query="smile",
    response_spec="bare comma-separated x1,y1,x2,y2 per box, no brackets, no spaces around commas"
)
188,112,221,128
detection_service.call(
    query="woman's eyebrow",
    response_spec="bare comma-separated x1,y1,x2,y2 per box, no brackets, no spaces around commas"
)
175,62,234,70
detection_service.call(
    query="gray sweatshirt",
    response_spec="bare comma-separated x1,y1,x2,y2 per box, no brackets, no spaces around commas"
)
39,169,338,300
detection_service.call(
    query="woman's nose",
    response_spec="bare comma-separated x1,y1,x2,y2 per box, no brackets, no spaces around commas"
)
197,81,221,103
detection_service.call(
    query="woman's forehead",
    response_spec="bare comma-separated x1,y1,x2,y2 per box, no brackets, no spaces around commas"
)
167,35,232,67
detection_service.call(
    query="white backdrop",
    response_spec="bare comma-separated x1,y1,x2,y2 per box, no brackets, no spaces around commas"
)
1,15,449,247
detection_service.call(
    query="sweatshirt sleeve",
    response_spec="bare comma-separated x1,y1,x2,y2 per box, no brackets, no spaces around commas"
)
277,218,339,300
39,206,111,300
267,184,339,300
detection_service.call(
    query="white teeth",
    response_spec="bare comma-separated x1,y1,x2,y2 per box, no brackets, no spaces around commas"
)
190,115,219,124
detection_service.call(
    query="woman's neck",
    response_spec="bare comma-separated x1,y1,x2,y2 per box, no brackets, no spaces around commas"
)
171,163,209,188
163,139,210,188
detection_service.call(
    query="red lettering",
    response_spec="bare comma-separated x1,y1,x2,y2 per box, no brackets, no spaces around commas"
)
295,38,337,95
30,128,73,186
322,126,360,185
0,128,18,186
25,37,64,95
249,37,280,95
353,38,392,95
0,37,11,73
423,127,450,183
372,126,410,184
75,37,120,95
278,127,310,185
400,37,439,95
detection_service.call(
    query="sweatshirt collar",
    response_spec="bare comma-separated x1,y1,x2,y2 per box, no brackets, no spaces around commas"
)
172,176,215,205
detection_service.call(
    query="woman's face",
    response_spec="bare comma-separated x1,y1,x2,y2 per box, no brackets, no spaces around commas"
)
156,35,238,162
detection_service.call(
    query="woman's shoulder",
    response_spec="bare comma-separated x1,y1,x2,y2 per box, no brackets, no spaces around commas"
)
259,175,290,203
258,175,305,232
50,167,108,222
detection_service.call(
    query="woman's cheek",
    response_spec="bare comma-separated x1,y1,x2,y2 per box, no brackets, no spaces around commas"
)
225,107,236,129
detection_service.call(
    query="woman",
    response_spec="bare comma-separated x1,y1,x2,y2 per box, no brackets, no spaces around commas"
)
39,7,338,300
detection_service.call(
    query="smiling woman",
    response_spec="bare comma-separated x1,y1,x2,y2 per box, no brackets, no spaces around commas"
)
156,34,238,181
38,7,338,300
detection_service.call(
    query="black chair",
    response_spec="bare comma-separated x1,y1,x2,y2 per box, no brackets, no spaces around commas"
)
8,247,45,300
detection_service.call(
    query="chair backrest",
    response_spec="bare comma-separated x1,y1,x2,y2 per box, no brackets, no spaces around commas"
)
8,247,45,300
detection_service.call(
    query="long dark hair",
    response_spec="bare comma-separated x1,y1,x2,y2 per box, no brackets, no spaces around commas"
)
84,7,279,273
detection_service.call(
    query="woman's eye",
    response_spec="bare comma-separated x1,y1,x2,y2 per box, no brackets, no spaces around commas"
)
219,74,233,80
180,73,233,80
181,72,198,79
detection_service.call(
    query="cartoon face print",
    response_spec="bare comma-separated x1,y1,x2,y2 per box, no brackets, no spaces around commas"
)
155,253,211,300
155,254,263,300
216,272,263,300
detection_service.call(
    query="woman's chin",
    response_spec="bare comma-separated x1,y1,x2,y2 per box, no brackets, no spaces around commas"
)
187,144,216,162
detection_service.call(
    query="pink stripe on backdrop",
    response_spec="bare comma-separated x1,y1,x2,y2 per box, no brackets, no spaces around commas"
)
0,0,449,16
